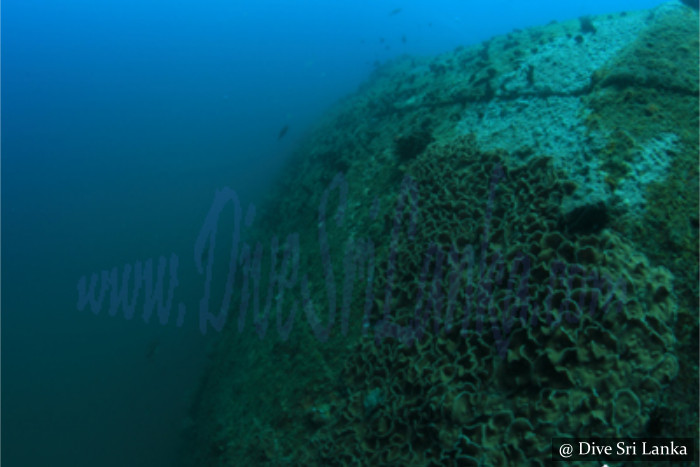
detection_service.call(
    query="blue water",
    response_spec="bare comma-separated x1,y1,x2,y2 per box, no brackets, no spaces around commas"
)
2,0,665,465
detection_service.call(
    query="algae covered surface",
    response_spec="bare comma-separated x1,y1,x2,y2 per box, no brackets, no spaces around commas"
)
181,2,699,465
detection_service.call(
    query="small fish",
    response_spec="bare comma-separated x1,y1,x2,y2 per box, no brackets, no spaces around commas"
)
401,35,407,44
277,125,289,140
146,339,160,359
389,8,402,16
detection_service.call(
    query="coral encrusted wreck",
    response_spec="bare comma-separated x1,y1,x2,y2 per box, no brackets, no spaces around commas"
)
181,2,699,466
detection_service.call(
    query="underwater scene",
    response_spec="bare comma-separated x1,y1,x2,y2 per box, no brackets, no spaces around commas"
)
2,0,698,466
